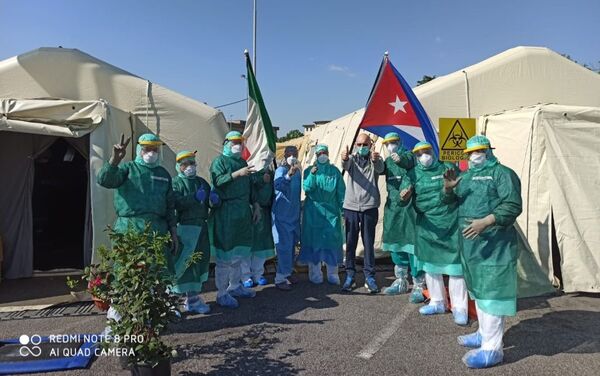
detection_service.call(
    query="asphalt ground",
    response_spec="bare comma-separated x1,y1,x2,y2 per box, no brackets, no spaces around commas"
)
1,267,599,376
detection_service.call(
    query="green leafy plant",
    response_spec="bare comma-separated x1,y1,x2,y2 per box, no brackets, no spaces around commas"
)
66,264,111,303
101,224,180,367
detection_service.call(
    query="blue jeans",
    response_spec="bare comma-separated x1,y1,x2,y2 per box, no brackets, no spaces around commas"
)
344,208,378,279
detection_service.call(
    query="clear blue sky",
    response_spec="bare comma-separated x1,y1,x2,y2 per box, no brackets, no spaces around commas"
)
1,0,599,133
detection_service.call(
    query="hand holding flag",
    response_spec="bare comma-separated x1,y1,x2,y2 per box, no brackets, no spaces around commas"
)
341,145,350,161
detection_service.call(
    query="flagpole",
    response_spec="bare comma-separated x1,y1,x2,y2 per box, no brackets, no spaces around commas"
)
352,51,389,148
253,0,257,77
244,49,250,115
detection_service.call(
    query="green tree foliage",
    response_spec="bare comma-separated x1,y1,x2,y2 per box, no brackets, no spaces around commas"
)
416,75,437,86
561,53,600,74
277,129,304,143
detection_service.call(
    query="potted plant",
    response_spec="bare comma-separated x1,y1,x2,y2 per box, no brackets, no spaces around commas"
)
101,225,180,376
66,264,111,311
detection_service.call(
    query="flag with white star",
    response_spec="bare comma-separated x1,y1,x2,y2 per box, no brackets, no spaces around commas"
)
359,55,439,155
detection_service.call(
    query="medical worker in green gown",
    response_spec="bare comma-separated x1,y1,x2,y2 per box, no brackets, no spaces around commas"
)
210,131,261,309
171,150,220,314
404,141,468,325
442,135,522,369
97,133,179,325
241,168,276,288
380,132,425,303
298,144,345,284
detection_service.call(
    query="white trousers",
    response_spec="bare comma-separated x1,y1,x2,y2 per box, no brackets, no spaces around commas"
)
425,273,468,312
215,259,242,297
240,255,266,282
476,302,505,352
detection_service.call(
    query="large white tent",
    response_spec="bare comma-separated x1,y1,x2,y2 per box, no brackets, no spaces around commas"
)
482,104,600,293
302,46,600,295
0,48,228,279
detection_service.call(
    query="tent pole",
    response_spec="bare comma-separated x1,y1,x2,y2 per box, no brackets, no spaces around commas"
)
462,70,471,118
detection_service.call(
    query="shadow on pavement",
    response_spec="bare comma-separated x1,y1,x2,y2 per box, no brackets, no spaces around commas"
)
171,281,339,335
504,310,600,363
174,323,305,376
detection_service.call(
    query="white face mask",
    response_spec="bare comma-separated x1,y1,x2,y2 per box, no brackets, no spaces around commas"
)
142,151,158,164
469,152,487,166
183,165,196,177
386,143,399,154
286,156,298,166
317,155,329,164
231,144,243,155
418,153,433,167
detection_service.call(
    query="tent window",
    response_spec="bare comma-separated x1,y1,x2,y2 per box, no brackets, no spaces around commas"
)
32,139,87,271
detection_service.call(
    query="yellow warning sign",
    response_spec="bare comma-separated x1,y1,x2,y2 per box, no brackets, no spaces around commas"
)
438,118,476,161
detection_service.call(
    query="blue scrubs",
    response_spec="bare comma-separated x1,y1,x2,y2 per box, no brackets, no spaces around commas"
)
272,165,301,283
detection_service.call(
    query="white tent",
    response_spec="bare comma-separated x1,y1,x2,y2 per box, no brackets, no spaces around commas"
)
482,104,600,293
0,48,228,279
302,46,600,295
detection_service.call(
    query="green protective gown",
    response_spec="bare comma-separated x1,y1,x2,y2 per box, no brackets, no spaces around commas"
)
251,171,276,259
209,154,256,262
97,161,176,235
298,162,345,267
443,158,522,316
409,160,461,276
382,150,416,254
170,175,211,294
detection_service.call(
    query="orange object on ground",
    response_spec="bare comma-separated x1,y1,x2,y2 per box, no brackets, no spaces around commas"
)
423,288,477,321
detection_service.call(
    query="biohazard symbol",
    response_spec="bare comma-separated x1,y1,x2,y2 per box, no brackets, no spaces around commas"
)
441,120,469,150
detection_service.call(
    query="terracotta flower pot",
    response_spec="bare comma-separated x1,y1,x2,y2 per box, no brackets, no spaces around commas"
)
92,296,110,311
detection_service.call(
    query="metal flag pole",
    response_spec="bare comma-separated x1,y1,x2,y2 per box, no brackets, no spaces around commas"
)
253,0,257,77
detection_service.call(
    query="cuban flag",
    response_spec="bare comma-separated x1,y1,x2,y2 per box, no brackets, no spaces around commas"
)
359,54,439,156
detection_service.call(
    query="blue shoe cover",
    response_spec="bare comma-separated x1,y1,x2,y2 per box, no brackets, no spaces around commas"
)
217,294,239,308
457,332,482,348
243,279,255,288
186,298,211,314
419,303,446,315
257,276,268,286
462,349,503,369
452,309,468,326
409,287,425,303
327,274,340,285
383,279,405,295
229,285,257,298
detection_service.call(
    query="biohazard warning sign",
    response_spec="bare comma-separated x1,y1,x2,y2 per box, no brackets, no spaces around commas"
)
438,118,476,161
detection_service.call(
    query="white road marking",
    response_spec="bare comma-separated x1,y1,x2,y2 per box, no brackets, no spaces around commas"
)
356,304,417,360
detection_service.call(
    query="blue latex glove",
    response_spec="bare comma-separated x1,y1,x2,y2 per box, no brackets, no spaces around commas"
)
209,190,221,206
195,188,207,203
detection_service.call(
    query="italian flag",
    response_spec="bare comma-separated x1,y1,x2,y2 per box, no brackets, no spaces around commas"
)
242,52,276,171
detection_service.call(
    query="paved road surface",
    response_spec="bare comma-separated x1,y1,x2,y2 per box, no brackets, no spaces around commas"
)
1,269,599,376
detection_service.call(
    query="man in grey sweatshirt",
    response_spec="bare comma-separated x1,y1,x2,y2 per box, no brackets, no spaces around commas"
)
341,133,385,293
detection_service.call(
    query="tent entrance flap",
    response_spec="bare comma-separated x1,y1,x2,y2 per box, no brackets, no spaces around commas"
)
32,139,87,271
